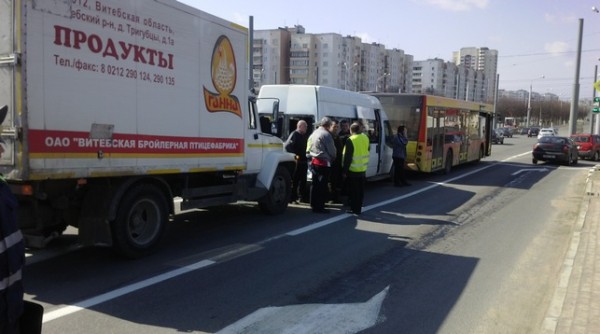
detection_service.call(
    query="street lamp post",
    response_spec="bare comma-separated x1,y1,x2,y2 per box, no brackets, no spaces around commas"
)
341,61,358,91
539,101,543,127
594,8,600,134
376,73,389,92
527,84,533,128
568,18,583,136
592,64,598,134
527,75,545,128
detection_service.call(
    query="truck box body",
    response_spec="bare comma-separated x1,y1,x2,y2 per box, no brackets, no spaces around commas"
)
3,0,251,177
0,0,294,257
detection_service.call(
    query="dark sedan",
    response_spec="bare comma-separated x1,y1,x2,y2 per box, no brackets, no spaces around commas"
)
528,127,540,137
492,129,504,144
499,127,513,138
532,136,578,165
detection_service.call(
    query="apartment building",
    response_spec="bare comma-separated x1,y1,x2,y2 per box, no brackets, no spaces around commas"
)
387,48,413,93
498,89,556,103
252,26,296,88
411,58,486,102
453,47,498,102
252,27,413,93
251,26,494,103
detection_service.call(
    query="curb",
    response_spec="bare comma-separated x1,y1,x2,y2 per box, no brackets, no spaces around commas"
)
541,165,599,333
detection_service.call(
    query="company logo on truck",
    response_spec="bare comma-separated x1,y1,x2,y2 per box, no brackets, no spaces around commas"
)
203,36,241,118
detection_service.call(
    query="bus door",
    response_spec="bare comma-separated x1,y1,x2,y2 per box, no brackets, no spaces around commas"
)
452,110,468,162
428,108,445,171
357,106,381,178
480,111,493,156
459,132,469,162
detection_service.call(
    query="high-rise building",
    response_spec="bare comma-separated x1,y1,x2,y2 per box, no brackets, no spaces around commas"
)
453,47,499,102
411,59,485,101
386,49,413,93
252,26,298,88
252,26,497,103
252,27,412,93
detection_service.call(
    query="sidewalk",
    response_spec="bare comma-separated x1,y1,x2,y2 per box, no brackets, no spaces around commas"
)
542,165,600,333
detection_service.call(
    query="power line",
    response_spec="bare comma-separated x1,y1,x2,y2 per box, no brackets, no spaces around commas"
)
500,48,600,58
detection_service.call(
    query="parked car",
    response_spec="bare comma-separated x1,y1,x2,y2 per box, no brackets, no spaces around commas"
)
537,127,556,139
528,127,540,137
497,127,512,138
570,133,600,161
532,136,578,165
519,127,530,135
492,129,504,144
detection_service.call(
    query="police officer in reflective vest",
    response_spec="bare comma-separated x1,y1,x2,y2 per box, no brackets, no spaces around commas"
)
342,122,370,215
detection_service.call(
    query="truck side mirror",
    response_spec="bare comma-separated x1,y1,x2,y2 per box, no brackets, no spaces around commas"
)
0,105,7,124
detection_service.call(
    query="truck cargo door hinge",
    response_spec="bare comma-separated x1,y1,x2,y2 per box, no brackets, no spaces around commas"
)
0,53,20,67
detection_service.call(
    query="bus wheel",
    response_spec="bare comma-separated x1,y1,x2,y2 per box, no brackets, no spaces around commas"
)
477,146,484,161
444,151,453,175
111,183,168,258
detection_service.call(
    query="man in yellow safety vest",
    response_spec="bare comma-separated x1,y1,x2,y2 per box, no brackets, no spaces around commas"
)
341,122,370,215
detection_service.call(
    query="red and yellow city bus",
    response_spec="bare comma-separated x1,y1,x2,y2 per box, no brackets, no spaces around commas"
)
369,94,494,174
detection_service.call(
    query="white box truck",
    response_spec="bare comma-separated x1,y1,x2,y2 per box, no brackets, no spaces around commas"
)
0,0,295,257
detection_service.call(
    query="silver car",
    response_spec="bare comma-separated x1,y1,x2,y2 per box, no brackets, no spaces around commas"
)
537,128,556,139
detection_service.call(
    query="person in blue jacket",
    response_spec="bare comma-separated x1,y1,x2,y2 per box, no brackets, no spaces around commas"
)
392,125,411,187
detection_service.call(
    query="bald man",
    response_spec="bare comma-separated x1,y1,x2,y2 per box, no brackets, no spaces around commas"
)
284,120,309,203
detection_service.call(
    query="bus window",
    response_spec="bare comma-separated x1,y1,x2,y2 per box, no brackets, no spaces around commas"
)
377,95,421,141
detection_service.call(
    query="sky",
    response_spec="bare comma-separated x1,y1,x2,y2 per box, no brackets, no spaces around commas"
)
178,0,600,100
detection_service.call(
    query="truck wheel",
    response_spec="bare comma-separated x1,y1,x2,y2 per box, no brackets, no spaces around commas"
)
112,184,168,258
259,166,291,215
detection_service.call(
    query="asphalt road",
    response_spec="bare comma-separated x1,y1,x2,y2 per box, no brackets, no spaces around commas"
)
25,133,594,333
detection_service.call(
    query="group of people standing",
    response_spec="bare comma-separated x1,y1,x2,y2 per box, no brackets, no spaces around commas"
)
285,116,410,216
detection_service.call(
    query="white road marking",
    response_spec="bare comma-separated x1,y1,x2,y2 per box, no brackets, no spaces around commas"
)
42,259,215,323
216,286,390,334
511,168,549,176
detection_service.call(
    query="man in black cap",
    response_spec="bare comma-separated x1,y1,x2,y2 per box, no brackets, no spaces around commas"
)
306,117,337,213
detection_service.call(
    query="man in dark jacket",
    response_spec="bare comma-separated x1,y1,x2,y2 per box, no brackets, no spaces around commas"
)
0,137,25,334
284,120,309,203
392,125,411,186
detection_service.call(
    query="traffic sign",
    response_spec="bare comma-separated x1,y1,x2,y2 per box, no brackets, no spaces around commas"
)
595,80,600,92
594,97,600,113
